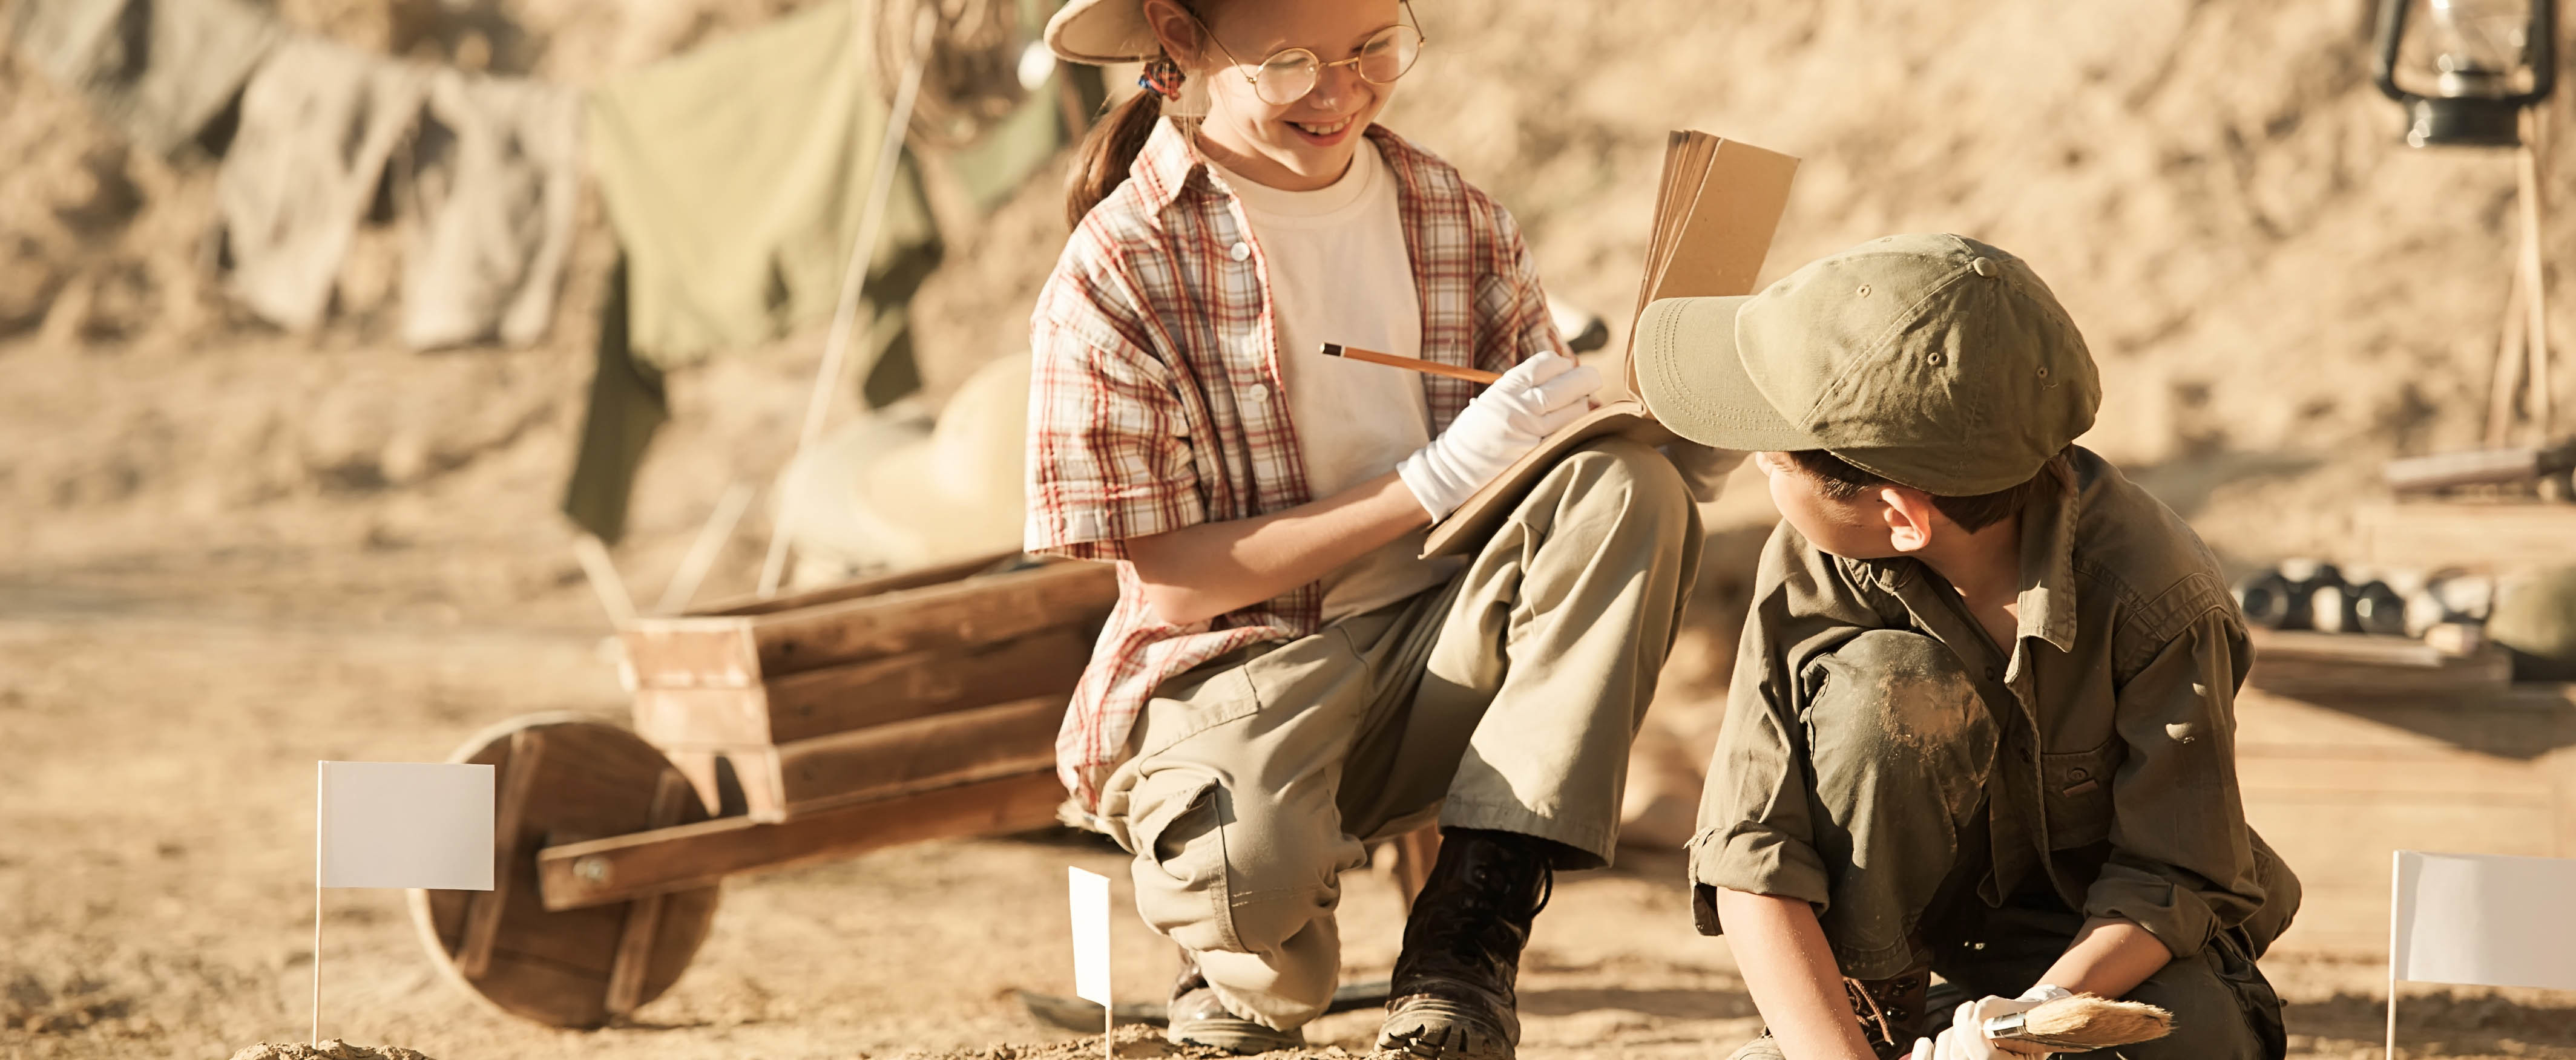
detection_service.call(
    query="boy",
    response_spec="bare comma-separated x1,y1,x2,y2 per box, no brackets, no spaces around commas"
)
1629,235,2299,1060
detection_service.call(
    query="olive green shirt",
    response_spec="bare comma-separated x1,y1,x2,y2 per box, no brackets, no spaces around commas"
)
1688,447,2299,960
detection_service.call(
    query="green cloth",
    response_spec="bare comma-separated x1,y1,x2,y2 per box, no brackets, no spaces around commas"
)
569,0,946,540
1687,447,2300,963
563,258,662,543
585,0,941,370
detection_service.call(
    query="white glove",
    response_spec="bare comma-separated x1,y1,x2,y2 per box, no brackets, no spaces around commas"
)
1396,352,1601,520
1910,984,2074,1060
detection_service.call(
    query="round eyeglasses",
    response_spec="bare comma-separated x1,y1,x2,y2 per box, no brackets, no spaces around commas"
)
1194,8,1428,106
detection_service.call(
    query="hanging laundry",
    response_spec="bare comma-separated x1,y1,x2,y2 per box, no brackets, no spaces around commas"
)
217,38,429,332
400,70,581,350
6,0,281,155
585,0,940,370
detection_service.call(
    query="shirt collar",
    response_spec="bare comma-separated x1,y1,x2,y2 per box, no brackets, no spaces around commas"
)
2013,464,2082,655
1131,117,1204,215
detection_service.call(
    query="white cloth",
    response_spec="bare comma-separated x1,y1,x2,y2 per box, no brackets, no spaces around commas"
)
1211,142,1460,622
401,70,582,349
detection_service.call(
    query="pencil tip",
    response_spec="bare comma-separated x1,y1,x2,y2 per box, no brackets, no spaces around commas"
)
1319,343,1344,357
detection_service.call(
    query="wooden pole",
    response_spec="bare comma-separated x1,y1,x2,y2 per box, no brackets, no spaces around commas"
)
760,11,938,598
2521,105,2555,440
656,482,754,615
312,871,323,1044
2485,255,2528,448
572,533,638,629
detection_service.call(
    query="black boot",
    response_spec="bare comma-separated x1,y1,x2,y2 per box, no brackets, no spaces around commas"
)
1375,828,1556,1060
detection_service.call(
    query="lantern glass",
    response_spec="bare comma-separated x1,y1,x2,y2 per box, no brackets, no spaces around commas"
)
2422,0,2534,97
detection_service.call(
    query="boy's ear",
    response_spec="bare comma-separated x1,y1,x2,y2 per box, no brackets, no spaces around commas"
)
1878,486,1940,554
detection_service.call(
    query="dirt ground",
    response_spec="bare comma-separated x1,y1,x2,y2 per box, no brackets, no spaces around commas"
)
8,0,2576,1056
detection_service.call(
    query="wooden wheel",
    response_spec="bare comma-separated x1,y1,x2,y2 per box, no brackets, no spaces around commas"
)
407,713,721,1029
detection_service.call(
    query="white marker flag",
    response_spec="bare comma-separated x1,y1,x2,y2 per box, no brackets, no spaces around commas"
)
1069,866,1112,1006
317,761,494,891
2391,850,2576,990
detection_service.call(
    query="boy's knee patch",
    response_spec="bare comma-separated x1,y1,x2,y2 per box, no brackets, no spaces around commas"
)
1806,629,1994,768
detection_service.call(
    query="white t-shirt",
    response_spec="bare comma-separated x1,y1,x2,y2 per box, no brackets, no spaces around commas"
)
1212,142,1464,621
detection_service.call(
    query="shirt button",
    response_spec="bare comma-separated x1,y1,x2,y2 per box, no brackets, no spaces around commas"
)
1246,382,1270,404
1229,241,1251,262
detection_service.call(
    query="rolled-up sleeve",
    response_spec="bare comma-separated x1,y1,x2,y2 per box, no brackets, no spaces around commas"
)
1023,269,1202,563
1689,527,1880,934
2085,609,2270,960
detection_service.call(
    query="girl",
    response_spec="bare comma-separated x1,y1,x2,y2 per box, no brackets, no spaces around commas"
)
1027,2,1700,1056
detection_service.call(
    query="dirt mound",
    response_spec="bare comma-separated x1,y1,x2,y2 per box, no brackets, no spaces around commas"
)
227,1041,435,1060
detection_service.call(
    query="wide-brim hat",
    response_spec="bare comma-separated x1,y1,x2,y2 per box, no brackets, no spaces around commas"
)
776,353,1032,575
1046,0,1160,65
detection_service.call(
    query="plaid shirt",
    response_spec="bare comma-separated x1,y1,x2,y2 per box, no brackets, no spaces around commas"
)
1027,118,1565,810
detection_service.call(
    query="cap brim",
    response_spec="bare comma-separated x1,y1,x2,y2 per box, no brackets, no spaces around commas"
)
1633,296,1821,453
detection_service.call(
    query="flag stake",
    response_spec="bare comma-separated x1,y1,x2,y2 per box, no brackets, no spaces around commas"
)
2385,849,2399,1060
314,761,326,1045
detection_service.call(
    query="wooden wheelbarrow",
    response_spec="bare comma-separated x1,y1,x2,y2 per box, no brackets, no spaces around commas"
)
407,552,1118,1028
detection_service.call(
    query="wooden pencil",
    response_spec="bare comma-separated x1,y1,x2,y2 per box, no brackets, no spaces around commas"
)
1319,342,1502,385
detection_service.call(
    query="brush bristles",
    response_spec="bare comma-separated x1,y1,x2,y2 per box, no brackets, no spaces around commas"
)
2017,995,2174,1047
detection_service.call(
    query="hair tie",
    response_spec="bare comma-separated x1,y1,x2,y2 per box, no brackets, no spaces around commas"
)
1139,56,1186,101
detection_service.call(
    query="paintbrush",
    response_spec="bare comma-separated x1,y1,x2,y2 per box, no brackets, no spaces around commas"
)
1319,342,1502,385
1983,994,2174,1050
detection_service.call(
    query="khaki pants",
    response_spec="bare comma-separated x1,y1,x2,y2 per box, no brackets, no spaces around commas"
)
1096,439,1701,1030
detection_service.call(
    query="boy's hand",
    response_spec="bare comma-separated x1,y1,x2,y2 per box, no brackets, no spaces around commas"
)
1396,352,1600,520
1909,985,2071,1059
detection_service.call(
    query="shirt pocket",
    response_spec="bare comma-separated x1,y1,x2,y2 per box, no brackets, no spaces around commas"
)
2040,739,2123,850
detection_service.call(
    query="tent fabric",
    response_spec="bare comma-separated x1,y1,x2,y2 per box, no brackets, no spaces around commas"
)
585,0,939,370
401,70,582,350
563,257,666,544
217,37,429,331
6,0,282,155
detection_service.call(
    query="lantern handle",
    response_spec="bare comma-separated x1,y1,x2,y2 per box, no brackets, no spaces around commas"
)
2374,0,2414,104
2518,0,2558,107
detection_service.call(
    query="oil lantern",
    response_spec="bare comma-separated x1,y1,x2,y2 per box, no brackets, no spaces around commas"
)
2374,0,2558,147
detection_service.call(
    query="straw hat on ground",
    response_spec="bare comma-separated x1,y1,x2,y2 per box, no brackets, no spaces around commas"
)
776,353,1032,584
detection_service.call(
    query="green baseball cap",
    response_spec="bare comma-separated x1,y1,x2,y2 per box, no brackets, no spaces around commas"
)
1633,234,2100,496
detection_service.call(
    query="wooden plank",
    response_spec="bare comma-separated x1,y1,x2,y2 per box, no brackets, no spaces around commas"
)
620,620,760,689
665,749,722,816
536,771,1068,910
748,561,1117,677
2350,500,2576,574
2245,628,2513,698
2233,684,2576,956
761,628,1092,744
688,551,1019,618
726,745,788,824
770,696,1065,816
631,685,770,747
629,627,1094,748
461,728,546,980
604,773,689,1016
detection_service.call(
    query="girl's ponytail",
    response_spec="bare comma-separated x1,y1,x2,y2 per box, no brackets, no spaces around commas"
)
1065,87,1166,227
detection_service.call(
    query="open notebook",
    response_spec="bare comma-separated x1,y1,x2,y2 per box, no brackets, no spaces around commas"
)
1421,132,1801,558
